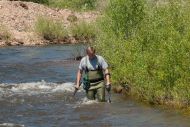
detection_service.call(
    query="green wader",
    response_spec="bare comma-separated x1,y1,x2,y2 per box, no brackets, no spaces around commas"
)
85,68,105,102
86,81,105,102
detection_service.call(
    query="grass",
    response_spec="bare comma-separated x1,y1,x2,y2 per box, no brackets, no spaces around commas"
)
0,24,12,42
95,0,190,108
19,0,49,4
19,0,98,11
35,17,96,43
35,16,68,42
70,21,96,42
48,0,97,11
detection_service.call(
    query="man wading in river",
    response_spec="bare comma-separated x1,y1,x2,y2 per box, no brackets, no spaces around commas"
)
75,47,111,102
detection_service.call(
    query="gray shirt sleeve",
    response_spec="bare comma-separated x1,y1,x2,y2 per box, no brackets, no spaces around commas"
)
98,55,108,70
78,57,86,70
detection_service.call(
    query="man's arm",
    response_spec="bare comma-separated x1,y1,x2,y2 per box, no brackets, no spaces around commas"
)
104,68,111,85
75,69,82,89
75,57,84,89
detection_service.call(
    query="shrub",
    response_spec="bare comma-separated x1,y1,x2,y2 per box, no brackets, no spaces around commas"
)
0,24,12,42
17,0,99,11
19,0,49,4
70,21,96,42
95,0,190,106
35,16,68,42
67,14,78,23
48,0,97,11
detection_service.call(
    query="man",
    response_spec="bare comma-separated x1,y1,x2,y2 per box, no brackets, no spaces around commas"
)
75,47,111,102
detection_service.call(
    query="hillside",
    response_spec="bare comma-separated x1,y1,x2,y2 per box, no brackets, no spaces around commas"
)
0,0,98,46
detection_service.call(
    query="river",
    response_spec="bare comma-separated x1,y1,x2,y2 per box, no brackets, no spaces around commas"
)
0,45,190,127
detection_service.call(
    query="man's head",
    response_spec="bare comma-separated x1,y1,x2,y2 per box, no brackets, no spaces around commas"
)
86,46,96,59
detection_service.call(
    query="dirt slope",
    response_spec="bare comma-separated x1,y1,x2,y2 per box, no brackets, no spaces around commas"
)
0,0,98,46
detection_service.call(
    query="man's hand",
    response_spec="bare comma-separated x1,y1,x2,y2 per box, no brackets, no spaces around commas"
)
75,85,80,90
106,83,111,92
75,70,82,91
73,85,80,96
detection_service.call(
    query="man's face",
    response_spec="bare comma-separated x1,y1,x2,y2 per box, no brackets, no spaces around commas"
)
87,50,95,59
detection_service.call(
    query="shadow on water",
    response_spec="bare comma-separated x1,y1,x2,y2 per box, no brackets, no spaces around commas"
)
0,45,190,127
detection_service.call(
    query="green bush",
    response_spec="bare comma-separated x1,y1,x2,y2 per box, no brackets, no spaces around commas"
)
67,14,78,23
35,17,68,41
19,0,49,4
0,24,12,41
95,0,190,107
70,21,96,41
48,0,97,11
18,0,98,11
35,17,95,43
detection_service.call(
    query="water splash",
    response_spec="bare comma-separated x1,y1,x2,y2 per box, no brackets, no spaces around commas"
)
73,97,99,108
0,123,24,127
0,80,76,97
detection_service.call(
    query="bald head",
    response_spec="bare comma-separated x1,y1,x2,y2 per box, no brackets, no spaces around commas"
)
86,47,96,59
86,47,95,54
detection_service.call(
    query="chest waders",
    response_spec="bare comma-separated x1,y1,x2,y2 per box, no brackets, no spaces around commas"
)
83,56,105,102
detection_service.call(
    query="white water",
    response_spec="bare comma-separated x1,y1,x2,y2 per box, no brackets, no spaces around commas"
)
0,80,100,106
0,81,76,96
0,123,24,127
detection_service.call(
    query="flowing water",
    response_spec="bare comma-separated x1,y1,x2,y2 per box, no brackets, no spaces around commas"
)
0,45,190,127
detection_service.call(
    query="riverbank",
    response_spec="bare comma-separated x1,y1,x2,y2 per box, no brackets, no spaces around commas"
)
0,0,98,47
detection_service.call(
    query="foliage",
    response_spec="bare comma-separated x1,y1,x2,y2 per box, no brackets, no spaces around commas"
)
70,21,96,42
35,17,68,41
0,24,12,41
95,0,190,106
35,17,95,43
67,14,78,23
19,0,49,4
19,0,97,11
48,0,97,11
